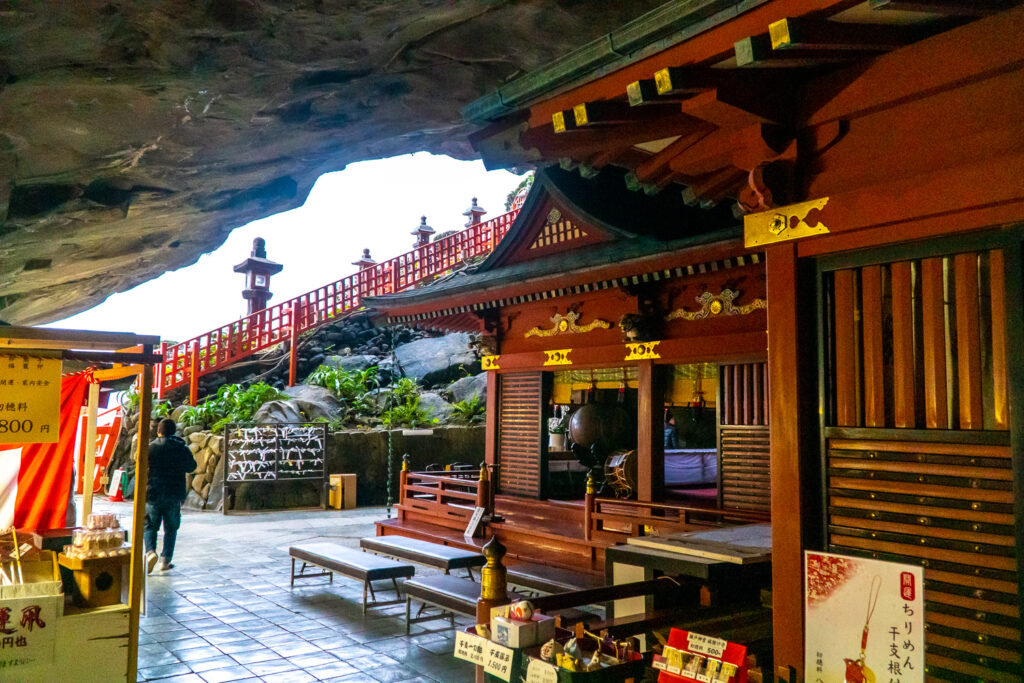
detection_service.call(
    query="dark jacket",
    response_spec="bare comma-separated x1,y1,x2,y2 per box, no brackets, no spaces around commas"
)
147,435,197,503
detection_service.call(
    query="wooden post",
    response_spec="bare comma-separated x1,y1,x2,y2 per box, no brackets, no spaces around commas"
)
82,381,100,519
127,359,154,683
765,244,817,681
399,454,409,521
484,372,498,467
476,535,509,623
637,360,665,502
476,462,490,515
288,302,300,387
188,341,199,406
583,471,595,541
155,341,167,400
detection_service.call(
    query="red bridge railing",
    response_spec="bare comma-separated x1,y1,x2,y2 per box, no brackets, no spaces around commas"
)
157,202,522,402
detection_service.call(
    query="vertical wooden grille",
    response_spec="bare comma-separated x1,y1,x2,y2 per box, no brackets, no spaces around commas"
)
529,220,586,250
824,251,1008,430
498,372,543,498
720,362,769,426
827,438,1020,680
719,425,770,514
719,363,770,514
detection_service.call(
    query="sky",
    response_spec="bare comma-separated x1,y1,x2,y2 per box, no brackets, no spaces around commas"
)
46,154,521,342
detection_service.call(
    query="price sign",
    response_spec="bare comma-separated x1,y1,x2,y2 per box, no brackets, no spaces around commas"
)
525,657,558,683
0,355,61,444
687,632,727,658
483,642,515,681
453,631,488,666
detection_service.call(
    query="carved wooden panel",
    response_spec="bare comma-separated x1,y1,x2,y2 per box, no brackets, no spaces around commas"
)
497,372,543,498
827,438,1020,680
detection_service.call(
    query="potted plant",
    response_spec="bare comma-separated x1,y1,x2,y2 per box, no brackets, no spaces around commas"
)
548,411,569,451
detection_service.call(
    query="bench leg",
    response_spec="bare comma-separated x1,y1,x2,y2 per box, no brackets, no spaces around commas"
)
405,597,412,635
362,582,368,616
465,567,475,582
368,581,377,604
392,577,400,596
290,558,295,587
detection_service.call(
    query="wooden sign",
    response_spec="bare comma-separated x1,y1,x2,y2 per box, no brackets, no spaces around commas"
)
0,594,60,671
0,355,61,444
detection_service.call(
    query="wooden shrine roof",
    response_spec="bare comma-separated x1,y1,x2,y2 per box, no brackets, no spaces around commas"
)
365,164,745,324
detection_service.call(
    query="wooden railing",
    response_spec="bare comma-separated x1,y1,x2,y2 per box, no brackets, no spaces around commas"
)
585,496,769,542
397,467,492,532
157,200,523,402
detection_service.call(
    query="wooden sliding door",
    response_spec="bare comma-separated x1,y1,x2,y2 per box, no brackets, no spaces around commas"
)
497,372,545,498
718,362,770,515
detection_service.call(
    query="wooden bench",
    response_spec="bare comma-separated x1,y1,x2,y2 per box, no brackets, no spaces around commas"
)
289,542,415,614
401,574,525,634
361,536,486,580
506,561,604,594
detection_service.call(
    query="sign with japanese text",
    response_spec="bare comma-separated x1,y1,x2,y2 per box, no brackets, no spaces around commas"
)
0,595,59,671
805,552,924,683
525,657,558,683
452,630,515,682
0,355,61,444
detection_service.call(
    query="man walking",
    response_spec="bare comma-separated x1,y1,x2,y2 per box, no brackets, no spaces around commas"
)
144,418,196,573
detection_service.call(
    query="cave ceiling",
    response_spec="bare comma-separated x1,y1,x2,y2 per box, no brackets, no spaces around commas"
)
0,0,665,325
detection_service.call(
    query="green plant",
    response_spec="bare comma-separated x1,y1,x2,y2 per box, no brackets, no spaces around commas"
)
151,401,171,420
176,382,286,433
451,394,485,424
306,364,379,417
381,378,437,429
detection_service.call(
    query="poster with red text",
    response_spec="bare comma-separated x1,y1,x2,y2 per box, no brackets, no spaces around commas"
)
805,552,923,683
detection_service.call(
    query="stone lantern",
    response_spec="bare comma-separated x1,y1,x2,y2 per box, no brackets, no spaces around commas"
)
411,216,434,248
462,197,487,227
352,248,376,270
233,237,283,315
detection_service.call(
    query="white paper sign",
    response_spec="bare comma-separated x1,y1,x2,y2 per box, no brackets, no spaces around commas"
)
453,631,487,666
0,594,60,671
525,657,558,683
483,641,515,681
688,632,727,658
464,506,486,540
805,552,924,683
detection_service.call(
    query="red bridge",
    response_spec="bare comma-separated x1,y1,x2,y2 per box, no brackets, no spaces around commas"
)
157,195,525,403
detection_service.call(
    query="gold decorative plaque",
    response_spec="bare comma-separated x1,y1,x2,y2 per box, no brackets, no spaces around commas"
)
625,342,661,361
481,355,500,371
666,289,767,321
543,349,572,366
525,311,611,339
744,196,830,247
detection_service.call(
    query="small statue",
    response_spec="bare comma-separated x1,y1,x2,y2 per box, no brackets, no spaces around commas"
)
540,639,563,662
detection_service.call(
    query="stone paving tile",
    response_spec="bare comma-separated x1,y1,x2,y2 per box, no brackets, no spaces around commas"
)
121,502,469,681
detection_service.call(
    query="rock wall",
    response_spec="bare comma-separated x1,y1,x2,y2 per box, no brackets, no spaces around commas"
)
0,2,665,325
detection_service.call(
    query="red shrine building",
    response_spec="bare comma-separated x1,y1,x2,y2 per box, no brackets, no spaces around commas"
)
366,2,1024,681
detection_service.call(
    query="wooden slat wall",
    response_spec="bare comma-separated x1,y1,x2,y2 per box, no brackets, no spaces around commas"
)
720,425,770,514
498,372,543,498
827,438,1020,681
825,251,1008,431
719,362,770,514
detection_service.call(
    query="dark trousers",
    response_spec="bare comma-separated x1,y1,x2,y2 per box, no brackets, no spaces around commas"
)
144,498,181,561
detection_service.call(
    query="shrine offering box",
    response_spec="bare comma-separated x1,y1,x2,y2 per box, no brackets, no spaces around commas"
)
57,553,128,608
652,629,747,683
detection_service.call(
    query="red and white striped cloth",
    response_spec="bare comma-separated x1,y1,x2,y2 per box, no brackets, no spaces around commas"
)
0,372,89,530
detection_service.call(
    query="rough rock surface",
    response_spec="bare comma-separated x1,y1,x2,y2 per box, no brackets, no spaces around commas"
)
394,331,477,385
417,391,453,422
446,371,487,403
323,354,378,372
251,399,305,424
284,384,345,419
0,2,663,325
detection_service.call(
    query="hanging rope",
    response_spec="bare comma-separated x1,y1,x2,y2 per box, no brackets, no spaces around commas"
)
385,323,397,518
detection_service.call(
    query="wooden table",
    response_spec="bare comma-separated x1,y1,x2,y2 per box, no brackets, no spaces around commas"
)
605,524,772,621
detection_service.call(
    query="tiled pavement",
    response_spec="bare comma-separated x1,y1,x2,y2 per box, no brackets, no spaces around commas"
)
97,500,476,682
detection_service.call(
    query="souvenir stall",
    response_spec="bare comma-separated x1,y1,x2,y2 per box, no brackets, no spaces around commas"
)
376,1,1024,680
0,326,160,682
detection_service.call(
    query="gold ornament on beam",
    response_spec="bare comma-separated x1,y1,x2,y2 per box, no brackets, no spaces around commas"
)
666,288,767,321
525,310,611,339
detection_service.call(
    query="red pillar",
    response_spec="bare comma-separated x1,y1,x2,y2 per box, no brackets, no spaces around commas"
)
188,341,199,406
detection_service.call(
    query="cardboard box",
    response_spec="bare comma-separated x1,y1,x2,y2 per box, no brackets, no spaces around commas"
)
492,615,538,648
532,613,555,643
